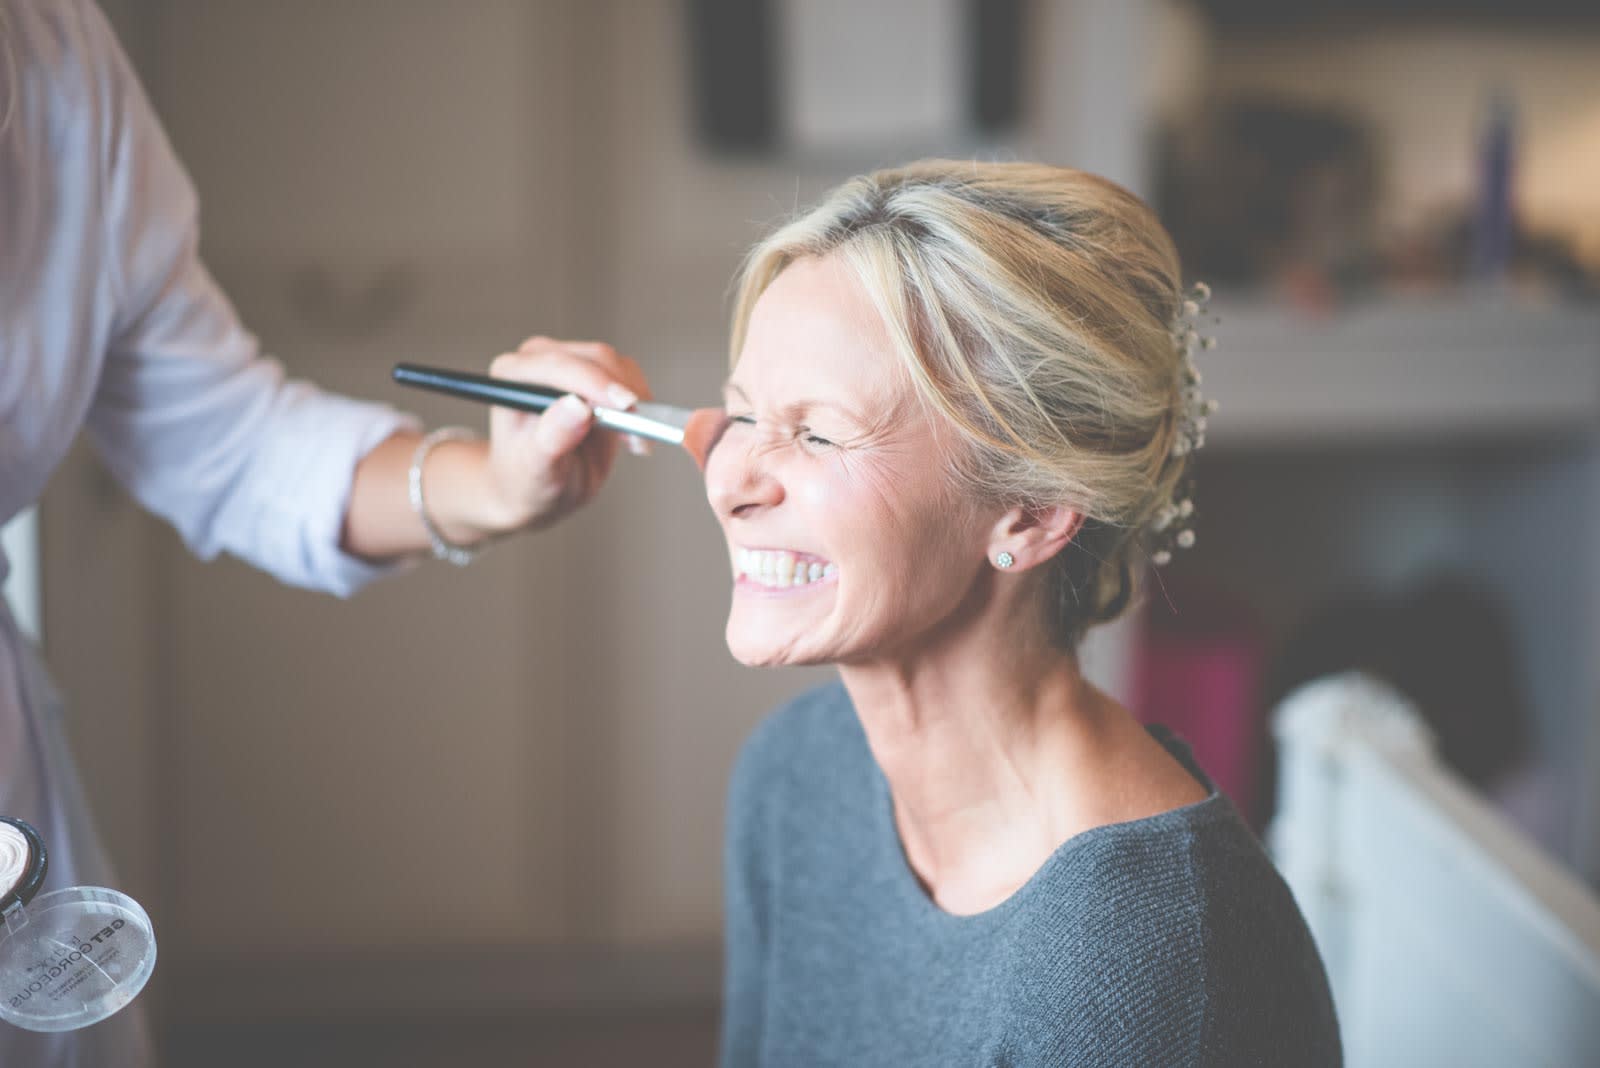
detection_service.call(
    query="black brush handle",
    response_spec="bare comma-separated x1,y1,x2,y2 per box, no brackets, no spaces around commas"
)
392,363,565,414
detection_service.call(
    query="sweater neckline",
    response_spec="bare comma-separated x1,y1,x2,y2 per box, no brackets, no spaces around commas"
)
866,721,1231,932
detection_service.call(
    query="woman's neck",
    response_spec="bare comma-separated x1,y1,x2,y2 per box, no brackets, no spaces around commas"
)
837,617,1127,915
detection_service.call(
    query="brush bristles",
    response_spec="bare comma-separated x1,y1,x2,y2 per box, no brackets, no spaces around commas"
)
681,408,729,470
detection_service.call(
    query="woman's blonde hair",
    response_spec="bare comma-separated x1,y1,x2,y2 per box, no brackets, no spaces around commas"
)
729,160,1193,647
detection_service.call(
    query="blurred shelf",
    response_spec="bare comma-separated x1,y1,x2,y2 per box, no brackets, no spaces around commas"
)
1203,293,1600,449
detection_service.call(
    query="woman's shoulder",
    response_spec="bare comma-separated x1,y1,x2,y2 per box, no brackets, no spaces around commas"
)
1020,789,1235,940
1024,783,1298,947
1005,800,1340,1065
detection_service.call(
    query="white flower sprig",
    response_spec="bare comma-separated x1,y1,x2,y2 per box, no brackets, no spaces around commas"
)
1150,282,1218,567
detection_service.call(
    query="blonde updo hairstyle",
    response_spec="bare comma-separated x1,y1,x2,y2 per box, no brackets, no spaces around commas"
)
729,160,1194,648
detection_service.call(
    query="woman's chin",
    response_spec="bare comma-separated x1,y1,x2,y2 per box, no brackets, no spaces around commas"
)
725,619,830,668
725,627,792,667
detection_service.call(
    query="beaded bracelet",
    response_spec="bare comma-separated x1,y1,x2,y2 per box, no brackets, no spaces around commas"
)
407,427,481,566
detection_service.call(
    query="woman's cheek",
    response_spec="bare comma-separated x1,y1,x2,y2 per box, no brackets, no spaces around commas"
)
798,461,917,614
792,454,896,539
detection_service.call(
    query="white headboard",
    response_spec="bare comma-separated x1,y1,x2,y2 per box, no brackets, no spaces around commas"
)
1268,673,1600,1067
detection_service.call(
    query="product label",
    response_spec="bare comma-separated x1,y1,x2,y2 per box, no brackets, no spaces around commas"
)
6,918,127,1009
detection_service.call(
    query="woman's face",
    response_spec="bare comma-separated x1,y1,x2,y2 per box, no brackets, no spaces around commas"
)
706,254,996,668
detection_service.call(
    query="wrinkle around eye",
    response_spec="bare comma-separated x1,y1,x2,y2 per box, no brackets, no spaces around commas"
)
725,413,839,452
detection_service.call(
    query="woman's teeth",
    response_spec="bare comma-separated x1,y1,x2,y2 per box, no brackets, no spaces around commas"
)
737,548,836,589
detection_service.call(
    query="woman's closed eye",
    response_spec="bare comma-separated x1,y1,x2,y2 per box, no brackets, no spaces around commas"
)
726,414,835,449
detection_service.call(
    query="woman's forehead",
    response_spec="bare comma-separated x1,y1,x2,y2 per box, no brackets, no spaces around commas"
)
733,256,909,412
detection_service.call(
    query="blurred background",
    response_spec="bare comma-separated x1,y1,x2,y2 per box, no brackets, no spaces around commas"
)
2,0,1598,1064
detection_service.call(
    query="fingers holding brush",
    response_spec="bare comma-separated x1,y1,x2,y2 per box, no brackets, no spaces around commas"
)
510,337,654,456
481,339,656,533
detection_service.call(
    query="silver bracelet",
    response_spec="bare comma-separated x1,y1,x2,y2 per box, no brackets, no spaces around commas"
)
408,427,481,566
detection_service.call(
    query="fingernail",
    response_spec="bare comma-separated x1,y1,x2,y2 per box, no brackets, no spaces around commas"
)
627,434,652,456
606,384,639,410
549,393,591,429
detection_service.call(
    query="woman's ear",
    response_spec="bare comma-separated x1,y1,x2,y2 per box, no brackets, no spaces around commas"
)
986,504,1084,571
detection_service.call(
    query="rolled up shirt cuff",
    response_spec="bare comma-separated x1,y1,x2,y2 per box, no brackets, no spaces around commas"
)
238,388,424,598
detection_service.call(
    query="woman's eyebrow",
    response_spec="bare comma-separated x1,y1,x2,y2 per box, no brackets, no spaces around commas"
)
722,380,874,426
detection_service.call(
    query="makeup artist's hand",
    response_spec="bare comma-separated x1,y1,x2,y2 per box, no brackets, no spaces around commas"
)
341,337,654,559
478,336,655,534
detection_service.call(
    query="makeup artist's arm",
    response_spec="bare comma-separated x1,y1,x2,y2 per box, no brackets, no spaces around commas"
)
87,9,649,592
340,337,653,560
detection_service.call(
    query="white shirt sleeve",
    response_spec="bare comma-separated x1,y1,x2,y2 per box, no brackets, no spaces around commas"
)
79,1,420,597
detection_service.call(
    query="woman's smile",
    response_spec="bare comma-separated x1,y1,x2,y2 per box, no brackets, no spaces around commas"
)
734,547,839,591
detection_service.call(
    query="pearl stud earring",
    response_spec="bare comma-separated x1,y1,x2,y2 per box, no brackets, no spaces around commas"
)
995,551,1014,569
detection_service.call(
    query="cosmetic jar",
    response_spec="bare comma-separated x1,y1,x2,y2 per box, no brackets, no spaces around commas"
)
0,816,156,1032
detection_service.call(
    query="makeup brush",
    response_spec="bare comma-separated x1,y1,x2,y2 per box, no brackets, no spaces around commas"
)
392,363,728,469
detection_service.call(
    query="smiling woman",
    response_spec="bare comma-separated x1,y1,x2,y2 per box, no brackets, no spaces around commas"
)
708,161,1341,1067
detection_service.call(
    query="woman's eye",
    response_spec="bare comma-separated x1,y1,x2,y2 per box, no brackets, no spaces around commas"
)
723,414,830,447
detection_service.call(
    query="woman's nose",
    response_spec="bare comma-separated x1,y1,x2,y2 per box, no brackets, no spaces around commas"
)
706,436,784,518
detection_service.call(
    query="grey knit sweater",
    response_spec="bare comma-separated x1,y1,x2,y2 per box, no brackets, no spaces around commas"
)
719,681,1341,1067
